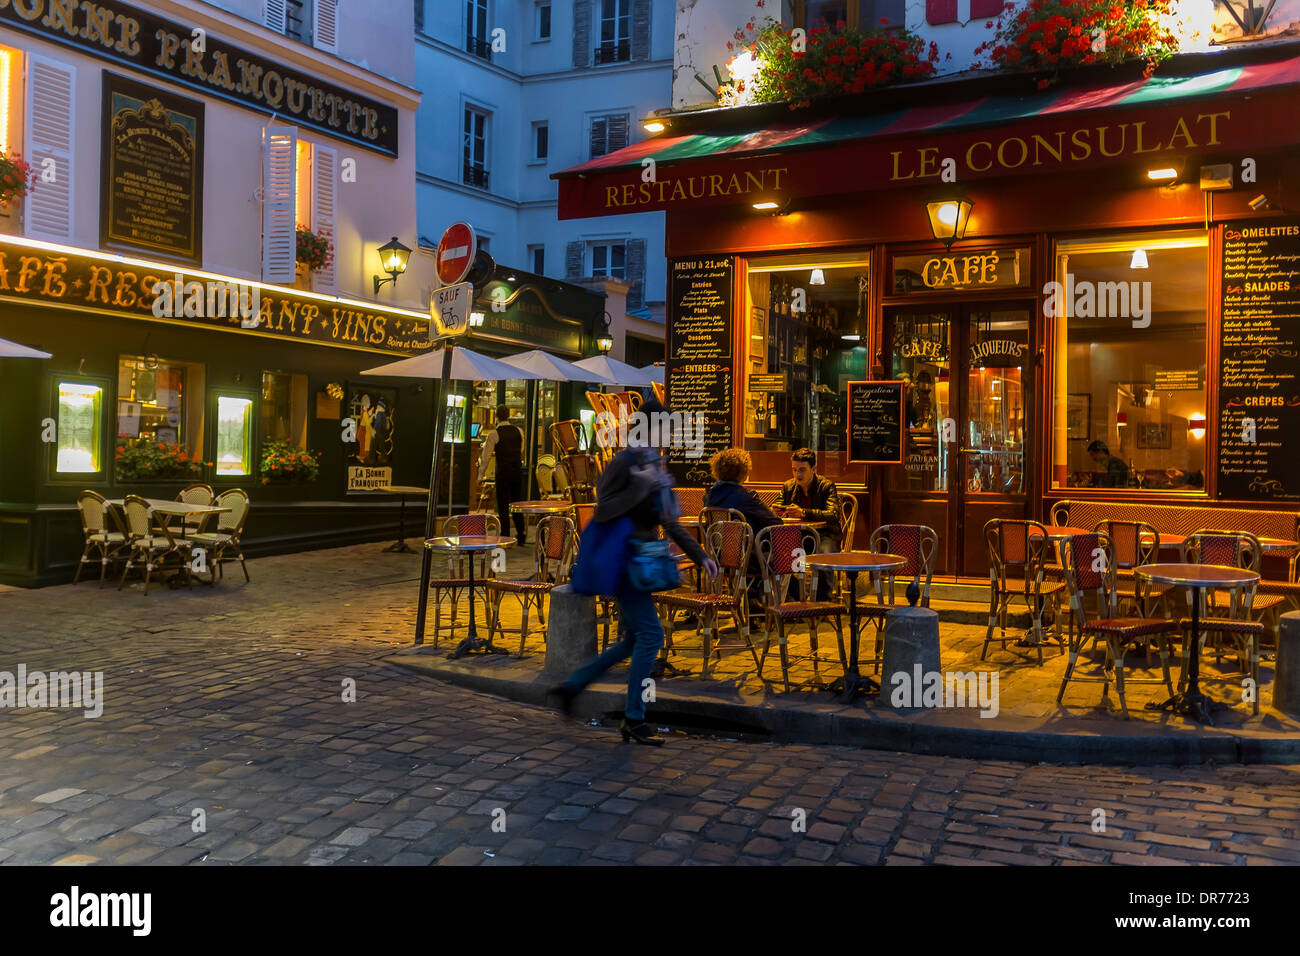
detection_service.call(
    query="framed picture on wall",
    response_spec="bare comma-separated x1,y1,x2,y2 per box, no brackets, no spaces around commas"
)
1136,422,1172,449
1066,394,1090,440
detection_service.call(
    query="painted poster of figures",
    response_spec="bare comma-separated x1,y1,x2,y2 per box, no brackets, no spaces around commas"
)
345,386,396,491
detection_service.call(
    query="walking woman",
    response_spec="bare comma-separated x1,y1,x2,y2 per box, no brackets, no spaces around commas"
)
549,399,717,746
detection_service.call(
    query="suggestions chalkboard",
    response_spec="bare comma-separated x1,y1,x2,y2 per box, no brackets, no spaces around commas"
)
667,257,734,485
847,380,905,465
1218,221,1300,500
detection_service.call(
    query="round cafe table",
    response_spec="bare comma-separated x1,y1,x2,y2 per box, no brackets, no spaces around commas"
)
1032,525,1092,539
509,500,574,516
1136,563,1258,725
377,485,429,553
803,552,907,704
425,535,516,659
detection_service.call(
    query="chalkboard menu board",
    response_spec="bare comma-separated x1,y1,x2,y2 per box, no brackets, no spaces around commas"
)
666,257,734,485
1218,221,1300,500
847,380,905,465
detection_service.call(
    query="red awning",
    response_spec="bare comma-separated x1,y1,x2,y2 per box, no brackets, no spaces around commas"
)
554,55,1300,220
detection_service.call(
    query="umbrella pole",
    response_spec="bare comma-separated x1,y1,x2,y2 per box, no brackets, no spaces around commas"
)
525,379,538,502
415,344,455,646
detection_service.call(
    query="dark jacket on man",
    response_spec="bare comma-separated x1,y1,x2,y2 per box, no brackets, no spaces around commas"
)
778,474,842,539
704,481,782,537
593,447,707,566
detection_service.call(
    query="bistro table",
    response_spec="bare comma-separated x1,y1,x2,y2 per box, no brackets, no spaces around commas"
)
425,535,516,659
1136,562,1259,724
377,485,429,554
804,552,907,704
1034,525,1092,540
105,499,230,538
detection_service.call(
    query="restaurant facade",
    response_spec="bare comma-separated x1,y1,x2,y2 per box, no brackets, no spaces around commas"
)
0,0,442,587
556,37,1300,577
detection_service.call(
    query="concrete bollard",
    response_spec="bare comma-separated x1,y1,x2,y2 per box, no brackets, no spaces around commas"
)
880,606,941,711
1276,611,1300,717
544,584,597,675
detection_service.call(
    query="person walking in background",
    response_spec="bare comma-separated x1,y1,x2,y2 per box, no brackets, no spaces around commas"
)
550,399,718,746
478,405,527,545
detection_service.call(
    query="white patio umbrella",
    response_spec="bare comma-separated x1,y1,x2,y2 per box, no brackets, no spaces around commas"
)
638,364,664,385
571,354,655,387
0,336,51,358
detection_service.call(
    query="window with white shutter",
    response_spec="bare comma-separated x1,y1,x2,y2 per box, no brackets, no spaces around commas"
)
589,113,628,160
311,143,337,293
265,0,287,33
313,0,337,53
25,55,74,243
262,124,297,284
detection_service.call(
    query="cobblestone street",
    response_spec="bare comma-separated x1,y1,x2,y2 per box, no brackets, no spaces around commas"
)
0,544,1297,866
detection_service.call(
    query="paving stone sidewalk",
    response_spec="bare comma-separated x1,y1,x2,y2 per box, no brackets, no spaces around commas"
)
0,543,1296,865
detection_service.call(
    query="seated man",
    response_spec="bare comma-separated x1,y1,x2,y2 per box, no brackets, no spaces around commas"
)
704,448,780,612
776,448,843,601
1086,440,1129,488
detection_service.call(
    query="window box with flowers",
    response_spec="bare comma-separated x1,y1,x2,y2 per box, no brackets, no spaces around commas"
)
295,224,333,288
259,440,321,485
724,14,941,108
975,0,1187,89
115,439,210,481
0,152,33,229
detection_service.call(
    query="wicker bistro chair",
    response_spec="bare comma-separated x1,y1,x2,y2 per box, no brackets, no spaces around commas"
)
1056,533,1178,719
118,495,193,594
1094,520,1172,618
486,514,576,657
571,504,617,650
837,493,859,548
866,524,939,612
562,454,601,504
1178,530,1275,713
535,455,569,501
754,524,847,693
654,520,759,679
981,519,1066,664
425,513,502,647
73,490,128,587
174,482,216,535
549,419,589,457
187,489,251,584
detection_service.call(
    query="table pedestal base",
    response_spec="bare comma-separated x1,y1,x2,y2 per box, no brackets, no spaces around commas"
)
382,539,414,554
828,668,880,704
1145,688,1222,725
448,634,511,659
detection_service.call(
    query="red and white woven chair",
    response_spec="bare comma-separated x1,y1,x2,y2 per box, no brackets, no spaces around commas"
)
486,514,576,657
425,513,500,647
981,519,1065,665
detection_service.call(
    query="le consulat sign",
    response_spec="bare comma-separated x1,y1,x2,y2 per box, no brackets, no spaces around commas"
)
0,0,398,155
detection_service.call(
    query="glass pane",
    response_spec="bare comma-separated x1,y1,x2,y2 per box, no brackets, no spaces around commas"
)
118,356,186,446
887,312,951,492
56,382,101,473
965,310,1029,495
807,0,848,29
1052,234,1207,491
216,396,253,476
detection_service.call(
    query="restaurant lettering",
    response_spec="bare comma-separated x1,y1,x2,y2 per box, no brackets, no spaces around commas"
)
889,112,1230,181
0,239,432,354
0,0,397,154
604,168,787,209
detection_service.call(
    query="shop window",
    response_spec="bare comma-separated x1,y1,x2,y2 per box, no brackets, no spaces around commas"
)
216,396,254,476
261,371,308,447
55,382,102,474
1051,231,1208,492
745,255,871,477
117,355,204,451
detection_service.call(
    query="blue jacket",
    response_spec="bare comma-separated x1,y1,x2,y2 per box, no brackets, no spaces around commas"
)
704,481,782,537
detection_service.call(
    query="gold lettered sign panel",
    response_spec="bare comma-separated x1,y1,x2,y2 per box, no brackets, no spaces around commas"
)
0,237,433,355
101,72,203,263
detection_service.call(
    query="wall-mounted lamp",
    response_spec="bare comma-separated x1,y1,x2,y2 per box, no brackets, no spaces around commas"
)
809,268,825,285
596,311,614,353
1188,414,1207,439
642,117,667,134
1116,412,1129,427
372,237,411,295
1146,166,1179,183
751,197,789,215
925,193,973,250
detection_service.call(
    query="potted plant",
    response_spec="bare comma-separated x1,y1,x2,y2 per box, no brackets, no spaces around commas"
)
115,438,211,481
0,152,32,209
975,0,1184,88
259,439,321,485
295,224,333,286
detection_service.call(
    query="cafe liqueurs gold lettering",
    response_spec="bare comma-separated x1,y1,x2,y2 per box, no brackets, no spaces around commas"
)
604,167,788,209
922,252,1000,288
890,112,1231,181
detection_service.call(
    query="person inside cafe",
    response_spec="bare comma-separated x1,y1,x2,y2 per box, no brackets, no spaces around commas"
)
1086,439,1130,489
704,447,781,608
776,448,842,600
478,404,527,546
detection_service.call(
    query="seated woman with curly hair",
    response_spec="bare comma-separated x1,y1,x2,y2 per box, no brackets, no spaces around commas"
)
704,447,781,540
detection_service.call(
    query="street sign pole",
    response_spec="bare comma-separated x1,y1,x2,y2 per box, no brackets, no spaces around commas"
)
414,341,455,646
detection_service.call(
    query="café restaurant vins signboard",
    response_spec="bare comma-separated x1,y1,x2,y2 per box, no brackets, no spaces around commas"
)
1217,221,1300,500
0,0,398,155
101,74,203,263
0,237,433,355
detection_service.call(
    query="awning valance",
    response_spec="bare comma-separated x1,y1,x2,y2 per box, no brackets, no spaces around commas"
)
554,56,1300,220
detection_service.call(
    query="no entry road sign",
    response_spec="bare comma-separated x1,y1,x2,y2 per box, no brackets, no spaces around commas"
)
436,222,477,286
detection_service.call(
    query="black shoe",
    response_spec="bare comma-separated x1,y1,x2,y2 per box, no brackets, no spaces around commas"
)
619,719,664,746
546,684,577,716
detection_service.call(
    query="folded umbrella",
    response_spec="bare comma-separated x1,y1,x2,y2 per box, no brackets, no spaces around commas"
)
361,345,544,381
570,354,655,387
498,349,615,384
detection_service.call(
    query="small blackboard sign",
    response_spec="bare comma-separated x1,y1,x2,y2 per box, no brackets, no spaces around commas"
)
847,380,905,465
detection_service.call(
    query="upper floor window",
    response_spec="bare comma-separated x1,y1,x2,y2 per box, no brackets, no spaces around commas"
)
415,0,424,33
591,241,626,280
533,122,549,161
467,0,491,59
266,0,337,52
595,0,631,64
536,1,552,40
463,107,490,189
529,245,545,275
794,0,906,29
589,113,629,160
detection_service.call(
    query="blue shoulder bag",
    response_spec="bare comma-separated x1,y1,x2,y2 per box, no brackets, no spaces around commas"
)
569,515,634,597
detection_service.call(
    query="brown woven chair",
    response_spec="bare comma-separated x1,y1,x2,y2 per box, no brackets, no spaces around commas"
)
118,495,193,594
981,519,1065,664
562,454,600,504
487,514,575,657
754,524,847,693
188,489,251,584
425,513,501,647
1093,519,1171,618
549,419,589,456
174,482,216,535
73,490,128,587
1056,532,1177,719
